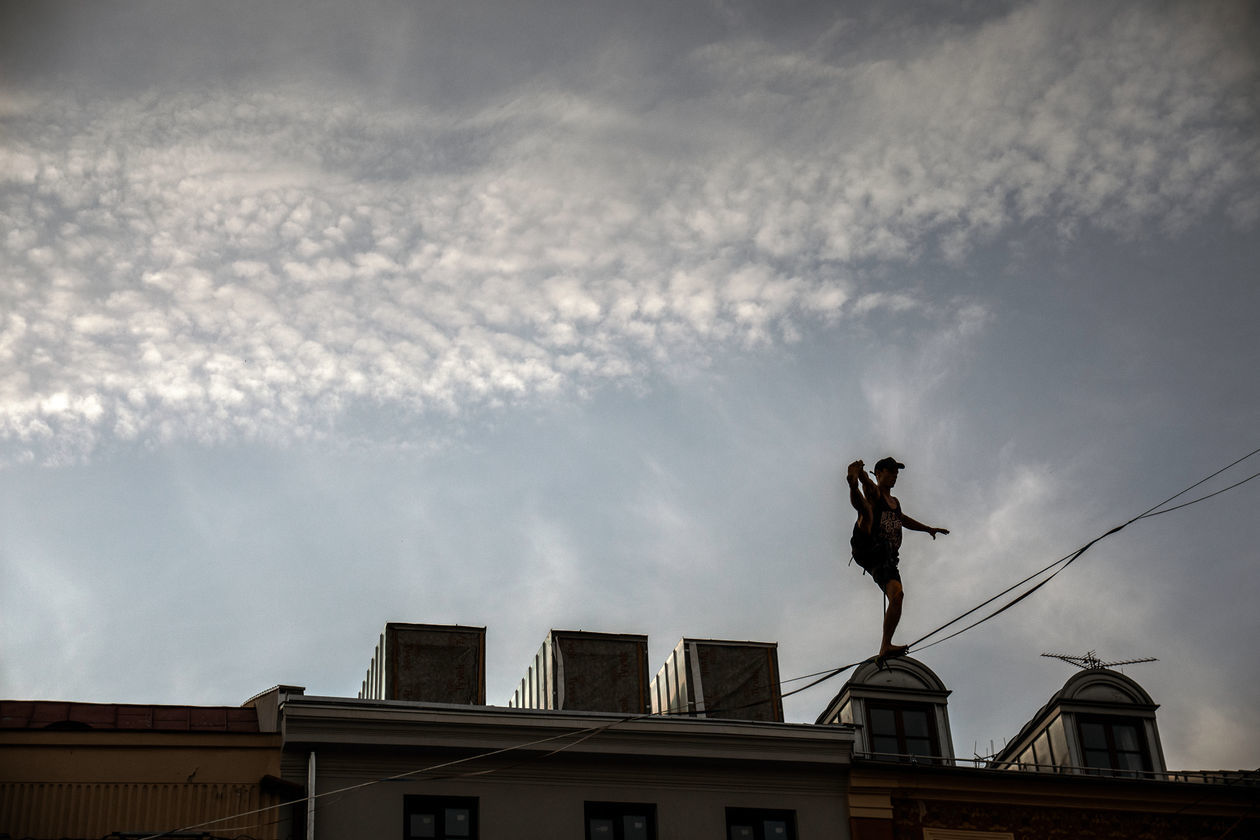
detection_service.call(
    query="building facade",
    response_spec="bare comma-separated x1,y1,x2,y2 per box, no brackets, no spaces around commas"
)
4,627,1257,840
0,699,289,840
844,757,1258,840
818,656,1257,840
273,688,854,840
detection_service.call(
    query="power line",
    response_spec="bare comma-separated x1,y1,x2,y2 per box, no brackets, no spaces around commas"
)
907,446,1260,653
1135,470,1260,520
782,445,1260,690
551,447,1260,715
136,715,643,840
135,445,1260,838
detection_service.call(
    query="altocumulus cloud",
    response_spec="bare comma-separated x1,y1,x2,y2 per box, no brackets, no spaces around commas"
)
1,0,1256,464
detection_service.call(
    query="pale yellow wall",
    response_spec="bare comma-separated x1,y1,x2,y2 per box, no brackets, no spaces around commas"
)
1,731,282,782
0,731,287,840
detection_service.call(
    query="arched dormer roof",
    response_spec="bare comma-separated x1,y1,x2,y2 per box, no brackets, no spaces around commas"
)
816,656,955,762
1057,667,1156,707
1003,668,1159,753
846,656,950,695
817,656,951,725
994,667,1165,774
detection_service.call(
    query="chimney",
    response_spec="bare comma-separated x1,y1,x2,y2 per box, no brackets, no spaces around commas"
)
359,623,486,704
651,638,783,722
510,630,650,714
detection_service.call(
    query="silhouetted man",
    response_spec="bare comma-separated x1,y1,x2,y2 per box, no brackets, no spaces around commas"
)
848,457,948,660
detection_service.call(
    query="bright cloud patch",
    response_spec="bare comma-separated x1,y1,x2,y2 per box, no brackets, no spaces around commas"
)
1,1,1256,463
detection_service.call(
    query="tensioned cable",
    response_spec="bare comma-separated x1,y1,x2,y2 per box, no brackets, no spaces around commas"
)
136,446,1260,837
582,449,1260,714
136,714,646,840
908,448,1260,653
1133,470,1260,520
909,528,1111,654
149,691,814,840
712,446,1260,708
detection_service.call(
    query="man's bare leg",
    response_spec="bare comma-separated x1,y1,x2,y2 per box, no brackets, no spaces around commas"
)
847,460,871,531
879,579,909,658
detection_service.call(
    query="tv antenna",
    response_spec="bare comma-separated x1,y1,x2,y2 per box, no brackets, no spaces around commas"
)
1041,650,1157,670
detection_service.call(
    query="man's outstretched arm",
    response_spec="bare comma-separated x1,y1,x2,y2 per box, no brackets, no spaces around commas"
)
901,513,949,540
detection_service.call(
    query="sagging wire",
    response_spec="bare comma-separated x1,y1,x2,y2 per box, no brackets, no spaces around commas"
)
136,446,1260,837
700,445,1260,711
135,715,644,840
909,446,1260,654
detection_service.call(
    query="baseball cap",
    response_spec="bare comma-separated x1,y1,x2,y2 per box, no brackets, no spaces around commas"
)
873,456,905,472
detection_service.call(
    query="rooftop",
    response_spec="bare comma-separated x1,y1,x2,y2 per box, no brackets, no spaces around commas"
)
0,700,260,733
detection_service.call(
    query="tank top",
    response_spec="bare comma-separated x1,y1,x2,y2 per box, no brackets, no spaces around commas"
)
870,492,903,554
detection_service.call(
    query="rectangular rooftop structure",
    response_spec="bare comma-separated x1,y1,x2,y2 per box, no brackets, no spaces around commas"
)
359,623,486,704
651,638,783,722
510,630,650,714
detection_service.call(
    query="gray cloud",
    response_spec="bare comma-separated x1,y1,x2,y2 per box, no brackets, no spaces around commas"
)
2,1,1257,465
3,1,1258,780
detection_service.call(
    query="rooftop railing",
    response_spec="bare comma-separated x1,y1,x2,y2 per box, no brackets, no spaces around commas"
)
854,752,1259,785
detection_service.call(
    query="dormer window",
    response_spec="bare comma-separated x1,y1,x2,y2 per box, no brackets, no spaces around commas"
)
867,700,939,761
816,656,954,763
993,668,1164,778
1078,715,1151,776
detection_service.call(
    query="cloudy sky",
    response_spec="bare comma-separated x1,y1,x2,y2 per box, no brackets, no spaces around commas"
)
2,0,1258,771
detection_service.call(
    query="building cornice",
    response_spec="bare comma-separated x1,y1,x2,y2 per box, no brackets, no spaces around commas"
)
279,696,855,766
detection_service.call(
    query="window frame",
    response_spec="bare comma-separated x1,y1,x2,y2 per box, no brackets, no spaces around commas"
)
584,801,657,840
864,699,941,761
725,807,798,840
1076,714,1152,777
402,794,479,840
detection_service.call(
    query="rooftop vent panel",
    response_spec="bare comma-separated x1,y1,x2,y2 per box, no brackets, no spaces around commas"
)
510,630,650,714
651,638,782,722
359,623,486,705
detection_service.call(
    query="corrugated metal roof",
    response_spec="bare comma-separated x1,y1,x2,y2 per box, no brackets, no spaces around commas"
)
0,781,285,839
0,701,259,732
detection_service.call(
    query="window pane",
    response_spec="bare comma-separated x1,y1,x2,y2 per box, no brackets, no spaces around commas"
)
1080,721,1107,750
445,808,471,838
869,707,896,734
906,737,933,758
410,813,436,839
729,809,795,840
1033,732,1052,766
872,735,900,755
903,710,930,739
764,819,789,837
1119,750,1146,771
1113,724,1140,752
1084,748,1111,768
623,815,649,840
589,818,614,837
1048,717,1070,767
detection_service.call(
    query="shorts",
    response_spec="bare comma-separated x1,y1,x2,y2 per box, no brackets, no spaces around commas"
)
851,532,901,593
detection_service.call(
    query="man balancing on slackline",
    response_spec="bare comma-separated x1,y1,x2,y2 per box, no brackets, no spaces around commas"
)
847,457,949,660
